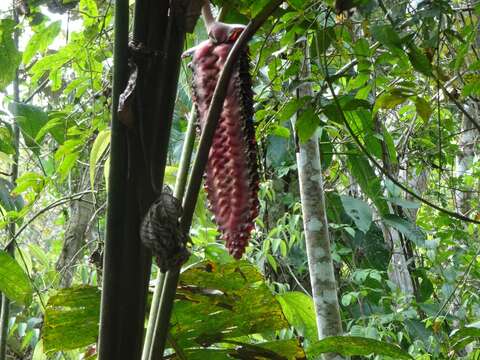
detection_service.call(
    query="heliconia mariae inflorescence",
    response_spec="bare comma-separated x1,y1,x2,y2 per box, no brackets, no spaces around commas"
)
183,4,259,259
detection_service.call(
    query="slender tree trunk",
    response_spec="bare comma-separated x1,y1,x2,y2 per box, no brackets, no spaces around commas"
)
55,169,99,288
293,42,344,359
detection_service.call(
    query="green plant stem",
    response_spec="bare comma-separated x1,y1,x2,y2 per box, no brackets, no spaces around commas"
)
150,1,283,357
0,4,20,359
142,107,196,360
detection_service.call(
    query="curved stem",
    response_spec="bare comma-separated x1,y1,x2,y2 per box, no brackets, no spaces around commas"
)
142,107,196,360
151,1,283,357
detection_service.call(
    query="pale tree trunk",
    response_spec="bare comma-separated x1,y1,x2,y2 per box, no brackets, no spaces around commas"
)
384,168,428,296
455,105,478,215
293,42,344,360
55,168,99,288
384,224,414,295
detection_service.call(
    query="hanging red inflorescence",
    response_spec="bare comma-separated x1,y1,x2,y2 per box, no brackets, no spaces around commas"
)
186,27,259,259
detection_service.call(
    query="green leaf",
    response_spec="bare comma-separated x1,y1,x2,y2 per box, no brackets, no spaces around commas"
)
0,178,24,212
407,45,432,76
0,19,21,91
308,336,413,359
382,214,425,246
9,102,48,153
340,196,372,233
178,339,305,359
414,97,433,121
276,291,318,343
271,125,291,138
79,0,99,27
374,92,408,112
171,261,289,348
346,148,389,215
0,126,15,154
35,112,71,145
315,26,336,54
23,21,61,65
43,286,100,352
371,25,403,51
451,324,480,350
0,250,33,305
89,130,110,189
287,0,305,10
296,107,320,142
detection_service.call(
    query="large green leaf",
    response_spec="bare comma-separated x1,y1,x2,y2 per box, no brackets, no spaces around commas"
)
23,21,61,65
276,291,318,343
296,107,320,143
41,261,295,353
371,25,403,51
0,19,21,91
308,336,413,359
171,260,289,348
172,339,305,359
0,250,33,306
9,102,48,153
43,286,100,352
406,44,433,76
340,195,372,233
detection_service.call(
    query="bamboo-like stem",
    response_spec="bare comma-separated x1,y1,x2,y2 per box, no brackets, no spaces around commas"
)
0,3,20,358
151,1,283,357
142,107,196,360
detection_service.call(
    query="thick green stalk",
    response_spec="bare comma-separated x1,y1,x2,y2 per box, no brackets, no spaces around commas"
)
142,107,196,360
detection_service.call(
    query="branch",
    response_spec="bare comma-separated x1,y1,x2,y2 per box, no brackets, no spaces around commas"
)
325,81,480,225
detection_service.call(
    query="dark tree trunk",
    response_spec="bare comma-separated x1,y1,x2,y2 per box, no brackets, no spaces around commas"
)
98,0,188,359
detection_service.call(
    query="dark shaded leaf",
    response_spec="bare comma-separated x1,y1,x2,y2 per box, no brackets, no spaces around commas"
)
0,250,33,306
340,196,372,233
0,19,21,91
9,102,48,153
371,25,403,51
346,148,389,215
296,107,319,142
382,214,425,246
407,45,432,76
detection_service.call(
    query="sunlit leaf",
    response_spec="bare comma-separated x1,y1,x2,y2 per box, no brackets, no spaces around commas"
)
89,130,110,189
276,291,318,343
43,286,100,352
23,21,61,65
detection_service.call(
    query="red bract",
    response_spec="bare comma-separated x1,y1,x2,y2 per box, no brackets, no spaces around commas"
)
187,32,259,259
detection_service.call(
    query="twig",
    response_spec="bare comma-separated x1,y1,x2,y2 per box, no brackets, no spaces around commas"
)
325,81,480,225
